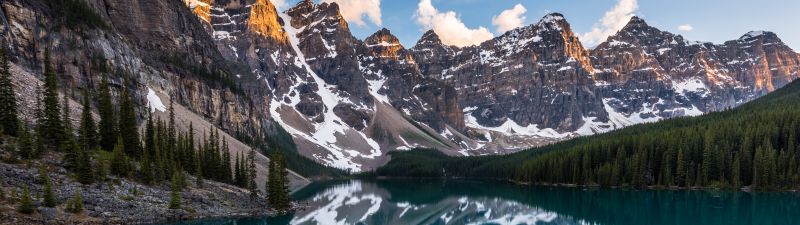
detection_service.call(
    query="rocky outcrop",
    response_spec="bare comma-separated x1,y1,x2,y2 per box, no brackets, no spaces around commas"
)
412,13,604,135
247,0,289,43
365,28,415,63
722,31,800,92
361,28,464,133
1,0,313,197
411,30,458,79
412,14,800,152
591,17,800,120
184,0,212,26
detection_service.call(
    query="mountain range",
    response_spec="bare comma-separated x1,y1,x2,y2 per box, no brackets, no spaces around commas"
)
2,0,798,173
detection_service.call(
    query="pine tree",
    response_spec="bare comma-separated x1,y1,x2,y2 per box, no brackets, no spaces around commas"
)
765,145,778,188
40,165,57,207
62,94,81,170
40,49,64,148
65,191,84,213
676,148,686,187
278,153,291,210
61,95,71,130
97,74,116,151
267,153,276,204
176,169,187,190
0,43,19,136
239,152,247,187
268,152,291,211
754,146,765,188
118,85,140,158
78,89,97,151
96,156,108,182
234,153,242,187
247,148,257,198
76,147,95,184
140,145,154,185
222,138,231,183
732,154,742,188
168,172,181,209
17,186,34,214
187,123,196,175
195,149,204,188
17,126,33,160
168,100,176,158
110,137,129,177
144,112,155,159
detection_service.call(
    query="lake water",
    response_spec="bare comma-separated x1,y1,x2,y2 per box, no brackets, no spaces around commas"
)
167,179,800,225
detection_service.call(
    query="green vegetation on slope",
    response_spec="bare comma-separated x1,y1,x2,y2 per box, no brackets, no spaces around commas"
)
235,123,347,178
372,79,800,190
1,50,273,203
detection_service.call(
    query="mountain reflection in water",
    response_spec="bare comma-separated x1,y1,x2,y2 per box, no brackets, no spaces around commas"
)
169,179,800,225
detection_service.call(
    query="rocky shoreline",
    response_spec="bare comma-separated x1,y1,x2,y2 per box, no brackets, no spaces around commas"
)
0,156,279,225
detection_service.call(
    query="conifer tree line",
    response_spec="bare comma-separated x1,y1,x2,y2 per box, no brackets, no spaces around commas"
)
0,42,19,137
375,80,800,190
507,88,800,190
2,46,292,210
267,152,291,211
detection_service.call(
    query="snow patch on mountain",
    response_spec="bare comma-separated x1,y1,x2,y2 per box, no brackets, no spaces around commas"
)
464,109,568,139
672,77,708,97
603,98,662,127
270,12,380,172
146,87,167,113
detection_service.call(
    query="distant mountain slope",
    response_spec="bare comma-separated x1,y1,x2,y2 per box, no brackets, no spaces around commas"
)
373,78,800,190
261,1,800,171
411,13,800,153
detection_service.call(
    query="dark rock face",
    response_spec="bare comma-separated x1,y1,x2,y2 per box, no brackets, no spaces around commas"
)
590,16,700,119
360,28,465,132
279,0,465,135
364,28,415,63
184,0,321,128
412,14,800,139
286,1,371,102
411,13,605,132
0,0,272,135
411,30,458,79
591,17,800,121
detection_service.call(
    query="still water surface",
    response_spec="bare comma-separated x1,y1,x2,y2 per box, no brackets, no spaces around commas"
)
166,179,800,225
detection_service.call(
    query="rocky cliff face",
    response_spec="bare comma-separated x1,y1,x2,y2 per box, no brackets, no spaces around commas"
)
271,1,471,170
411,14,800,153
1,0,266,133
177,0,800,170
411,13,608,150
0,0,291,180
590,17,800,123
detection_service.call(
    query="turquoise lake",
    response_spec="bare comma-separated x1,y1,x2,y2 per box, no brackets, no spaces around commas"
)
165,179,800,225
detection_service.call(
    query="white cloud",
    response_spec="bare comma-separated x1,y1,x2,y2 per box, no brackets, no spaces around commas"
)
678,24,694,32
321,0,382,27
580,0,639,47
414,0,494,47
492,4,527,33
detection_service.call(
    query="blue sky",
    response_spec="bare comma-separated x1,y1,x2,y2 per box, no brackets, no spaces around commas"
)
278,0,800,50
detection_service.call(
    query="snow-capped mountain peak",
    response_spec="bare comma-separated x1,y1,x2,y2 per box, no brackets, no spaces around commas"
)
178,2,800,171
